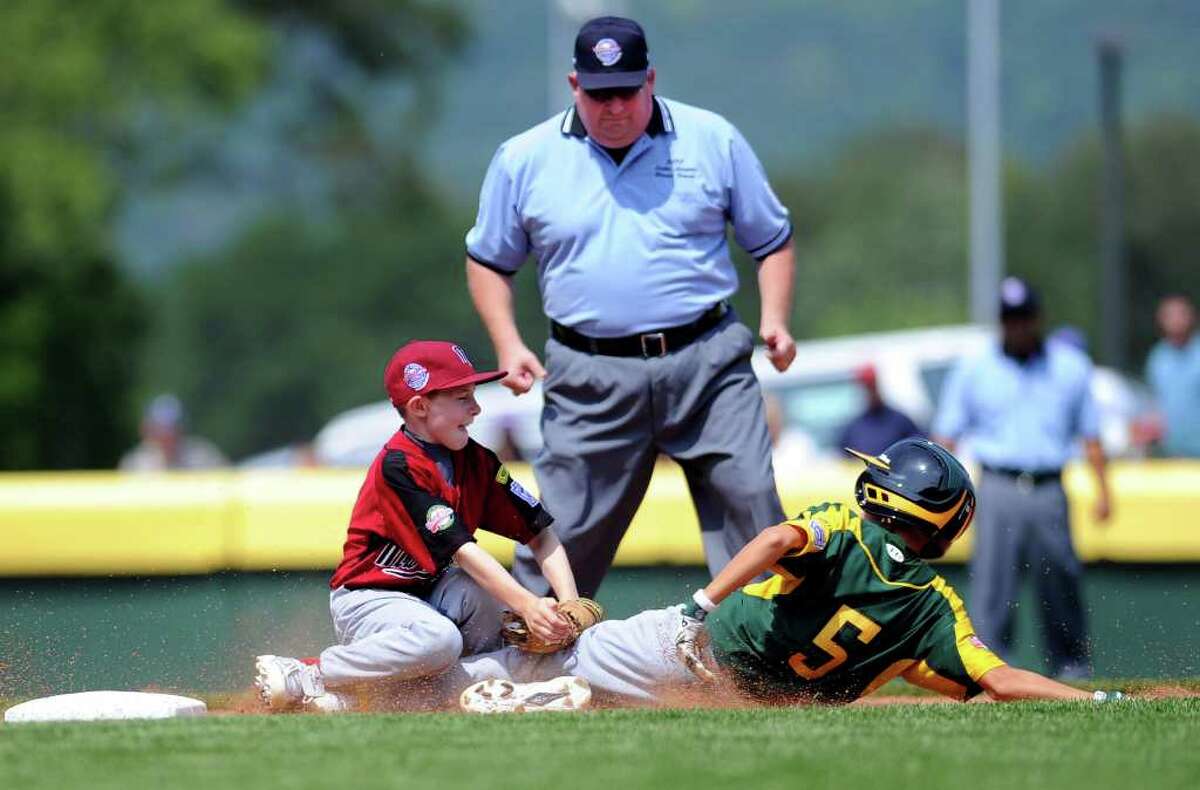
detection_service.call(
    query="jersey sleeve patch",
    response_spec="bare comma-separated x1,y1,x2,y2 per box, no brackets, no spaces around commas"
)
956,632,1007,682
783,516,831,557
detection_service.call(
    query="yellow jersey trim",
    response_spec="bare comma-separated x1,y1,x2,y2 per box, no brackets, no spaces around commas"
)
862,659,916,697
902,660,969,700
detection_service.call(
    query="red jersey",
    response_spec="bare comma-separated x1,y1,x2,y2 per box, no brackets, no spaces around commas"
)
329,429,551,593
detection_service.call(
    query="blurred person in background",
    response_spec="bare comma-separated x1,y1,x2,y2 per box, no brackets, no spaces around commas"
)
464,17,795,597
1145,294,1200,458
119,394,228,472
837,364,922,455
932,277,1111,679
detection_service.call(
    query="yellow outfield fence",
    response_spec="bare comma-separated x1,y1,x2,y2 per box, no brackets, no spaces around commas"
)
1,461,1198,576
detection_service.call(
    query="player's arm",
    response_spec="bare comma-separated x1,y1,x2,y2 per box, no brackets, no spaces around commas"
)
452,542,572,644
527,528,579,602
700,523,807,608
674,522,808,681
976,665,1092,701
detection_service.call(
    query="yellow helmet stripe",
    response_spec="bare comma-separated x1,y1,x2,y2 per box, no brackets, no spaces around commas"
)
863,485,969,529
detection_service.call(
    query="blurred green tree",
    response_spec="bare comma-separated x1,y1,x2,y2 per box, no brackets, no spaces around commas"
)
1007,114,1200,368
0,0,266,469
150,202,495,459
737,127,970,341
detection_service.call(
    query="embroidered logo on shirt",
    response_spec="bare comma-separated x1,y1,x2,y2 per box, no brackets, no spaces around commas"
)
404,363,430,391
374,542,432,581
509,479,539,507
495,465,511,485
808,520,828,550
451,344,471,365
425,505,456,534
592,38,622,66
886,544,905,563
969,635,990,651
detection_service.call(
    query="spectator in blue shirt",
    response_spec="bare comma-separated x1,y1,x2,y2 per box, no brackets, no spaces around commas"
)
933,277,1110,679
1145,295,1200,458
837,365,922,456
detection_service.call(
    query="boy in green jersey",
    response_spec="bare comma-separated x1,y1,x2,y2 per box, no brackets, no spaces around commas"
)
458,439,1122,711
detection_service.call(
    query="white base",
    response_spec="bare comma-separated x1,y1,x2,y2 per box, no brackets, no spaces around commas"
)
4,691,207,724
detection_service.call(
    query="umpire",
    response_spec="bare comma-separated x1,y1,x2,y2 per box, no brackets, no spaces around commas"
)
933,277,1112,678
464,17,795,597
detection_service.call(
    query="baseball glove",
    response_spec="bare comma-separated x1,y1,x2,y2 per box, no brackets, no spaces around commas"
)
501,598,605,654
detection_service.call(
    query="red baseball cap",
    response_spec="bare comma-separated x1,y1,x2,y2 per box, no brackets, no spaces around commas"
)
384,341,506,407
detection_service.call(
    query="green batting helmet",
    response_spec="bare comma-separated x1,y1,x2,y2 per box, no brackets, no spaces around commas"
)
847,438,976,559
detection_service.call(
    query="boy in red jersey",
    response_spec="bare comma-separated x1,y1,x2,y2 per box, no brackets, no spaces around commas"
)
255,341,579,711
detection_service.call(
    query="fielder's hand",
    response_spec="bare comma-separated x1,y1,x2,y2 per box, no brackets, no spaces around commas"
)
502,598,605,654
674,605,715,682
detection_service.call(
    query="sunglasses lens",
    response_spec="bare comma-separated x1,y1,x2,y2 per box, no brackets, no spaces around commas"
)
585,86,640,102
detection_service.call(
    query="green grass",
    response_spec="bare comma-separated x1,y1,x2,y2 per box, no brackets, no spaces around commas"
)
2,701,1198,790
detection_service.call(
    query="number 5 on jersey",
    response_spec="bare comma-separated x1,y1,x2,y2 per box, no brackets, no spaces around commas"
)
788,605,881,680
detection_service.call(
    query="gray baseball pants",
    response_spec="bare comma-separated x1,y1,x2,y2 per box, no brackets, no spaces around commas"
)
318,568,504,687
513,312,786,597
452,606,698,703
970,471,1090,677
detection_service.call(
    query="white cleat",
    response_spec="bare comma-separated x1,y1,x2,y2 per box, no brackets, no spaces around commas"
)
254,655,327,710
459,676,592,714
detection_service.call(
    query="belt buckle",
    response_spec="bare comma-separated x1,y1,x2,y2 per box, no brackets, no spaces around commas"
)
1016,471,1035,493
640,332,667,357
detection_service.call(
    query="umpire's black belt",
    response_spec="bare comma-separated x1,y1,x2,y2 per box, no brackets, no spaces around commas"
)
550,302,729,358
982,465,1062,486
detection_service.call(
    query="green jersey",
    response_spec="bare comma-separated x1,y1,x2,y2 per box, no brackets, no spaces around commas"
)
707,502,1005,703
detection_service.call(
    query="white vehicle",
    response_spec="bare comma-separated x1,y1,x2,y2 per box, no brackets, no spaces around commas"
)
304,325,1153,468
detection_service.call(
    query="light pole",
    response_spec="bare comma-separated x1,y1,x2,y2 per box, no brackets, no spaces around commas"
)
967,0,1003,326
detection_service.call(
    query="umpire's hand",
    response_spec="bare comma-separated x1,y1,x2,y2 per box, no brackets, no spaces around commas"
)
500,344,546,395
760,323,797,372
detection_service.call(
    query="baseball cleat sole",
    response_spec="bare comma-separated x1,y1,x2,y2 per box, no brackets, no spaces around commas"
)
459,676,592,714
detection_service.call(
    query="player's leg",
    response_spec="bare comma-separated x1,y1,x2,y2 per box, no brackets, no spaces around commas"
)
654,314,784,577
512,338,659,598
456,607,699,711
319,587,464,685
1030,481,1090,678
427,566,505,655
969,472,1028,659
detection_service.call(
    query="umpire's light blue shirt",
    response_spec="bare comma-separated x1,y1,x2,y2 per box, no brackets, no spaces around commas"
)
465,97,792,337
933,341,1100,471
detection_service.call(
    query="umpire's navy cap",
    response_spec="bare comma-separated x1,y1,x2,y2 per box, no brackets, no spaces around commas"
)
999,276,1041,319
574,16,650,89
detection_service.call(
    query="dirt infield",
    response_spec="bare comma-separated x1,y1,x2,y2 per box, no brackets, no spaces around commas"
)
202,683,1200,715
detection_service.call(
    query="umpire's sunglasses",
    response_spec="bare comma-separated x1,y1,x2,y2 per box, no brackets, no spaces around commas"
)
583,85,642,102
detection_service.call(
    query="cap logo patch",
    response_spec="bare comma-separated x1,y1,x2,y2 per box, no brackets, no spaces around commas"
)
425,505,455,534
403,363,430,391
451,344,471,366
1001,277,1027,305
593,38,622,66
886,544,905,563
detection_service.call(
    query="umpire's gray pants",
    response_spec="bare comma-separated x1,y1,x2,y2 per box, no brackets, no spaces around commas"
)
970,472,1090,677
319,568,504,687
513,312,785,597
